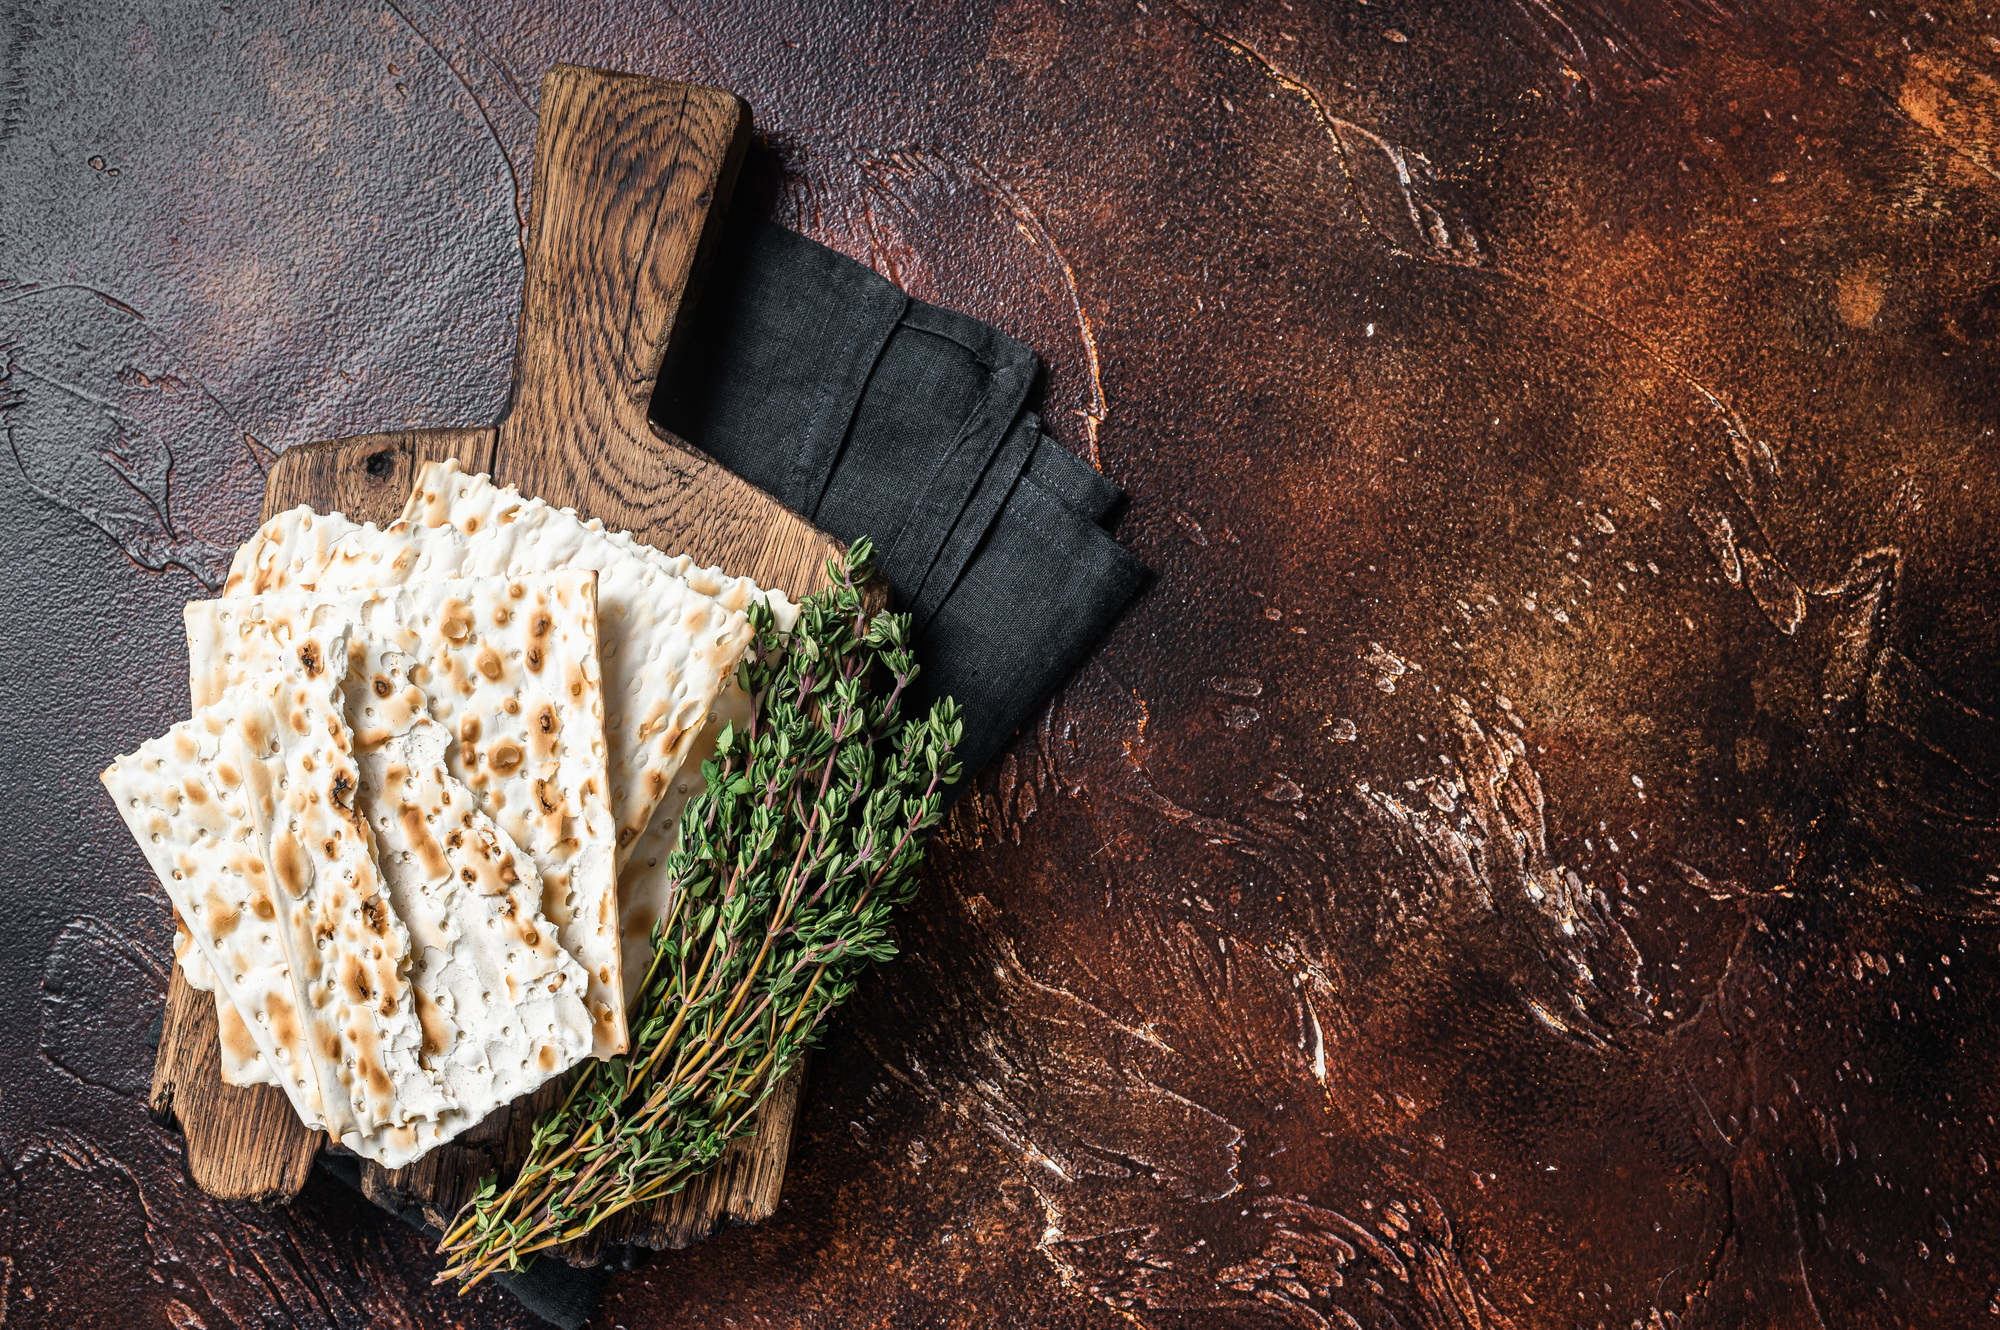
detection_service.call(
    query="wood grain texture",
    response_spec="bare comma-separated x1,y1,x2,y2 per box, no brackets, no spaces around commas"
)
263,429,499,527
495,69,832,596
147,68,831,1255
147,966,320,1203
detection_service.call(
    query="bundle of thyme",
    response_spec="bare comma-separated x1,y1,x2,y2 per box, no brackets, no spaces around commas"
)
436,539,961,1287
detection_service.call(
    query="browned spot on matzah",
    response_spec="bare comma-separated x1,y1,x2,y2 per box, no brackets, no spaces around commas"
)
439,598,474,643
201,885,241,937
489,741,523,776
414,987,450,1059
273,830,311,897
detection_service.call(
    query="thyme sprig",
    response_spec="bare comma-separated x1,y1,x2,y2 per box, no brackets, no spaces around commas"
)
435,538,961,1288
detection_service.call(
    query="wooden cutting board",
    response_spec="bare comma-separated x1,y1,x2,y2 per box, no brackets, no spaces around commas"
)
147,63,838,1260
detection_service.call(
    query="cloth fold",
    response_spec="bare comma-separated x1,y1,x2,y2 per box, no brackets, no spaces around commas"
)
659,221,1149,776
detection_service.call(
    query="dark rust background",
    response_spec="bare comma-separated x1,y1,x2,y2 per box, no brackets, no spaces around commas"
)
5,1,2000,1326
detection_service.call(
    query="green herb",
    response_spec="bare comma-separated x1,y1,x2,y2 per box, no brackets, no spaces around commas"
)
436,538,961,1288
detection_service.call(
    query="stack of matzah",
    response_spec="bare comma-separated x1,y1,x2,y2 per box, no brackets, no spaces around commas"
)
103,460,796,1168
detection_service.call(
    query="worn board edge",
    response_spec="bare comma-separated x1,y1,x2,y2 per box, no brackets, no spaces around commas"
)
148,971,322,1203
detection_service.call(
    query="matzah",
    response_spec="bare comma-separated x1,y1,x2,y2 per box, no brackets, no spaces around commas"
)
253,627,448,1145
401,457,797,631
393,462,811,1007
397,465,757,859
348,639,594,1161
104,628,447,1150
186,574,626,1058
221,505,365,593
108,680,324,1120
617,613,800,1005
219,472,807,1040
229,465,760,867
617,691,749,1005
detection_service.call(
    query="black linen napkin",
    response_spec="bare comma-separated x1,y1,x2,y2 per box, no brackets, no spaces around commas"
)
658,221,1150,778
317,1152,608,1330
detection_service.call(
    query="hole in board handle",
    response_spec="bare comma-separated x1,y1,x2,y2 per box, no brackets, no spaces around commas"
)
364,450,396,479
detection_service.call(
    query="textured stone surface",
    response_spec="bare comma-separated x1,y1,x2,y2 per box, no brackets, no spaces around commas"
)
6,0,2000,1325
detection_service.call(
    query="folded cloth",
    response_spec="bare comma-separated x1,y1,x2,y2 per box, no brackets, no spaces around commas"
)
659,221,1150,776
316,1153,609,1330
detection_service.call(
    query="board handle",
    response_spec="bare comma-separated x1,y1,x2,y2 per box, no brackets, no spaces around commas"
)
490,63,832,594
498,65,749,507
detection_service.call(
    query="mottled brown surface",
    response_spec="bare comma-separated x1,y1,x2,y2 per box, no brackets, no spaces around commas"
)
4,1,1999,1326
